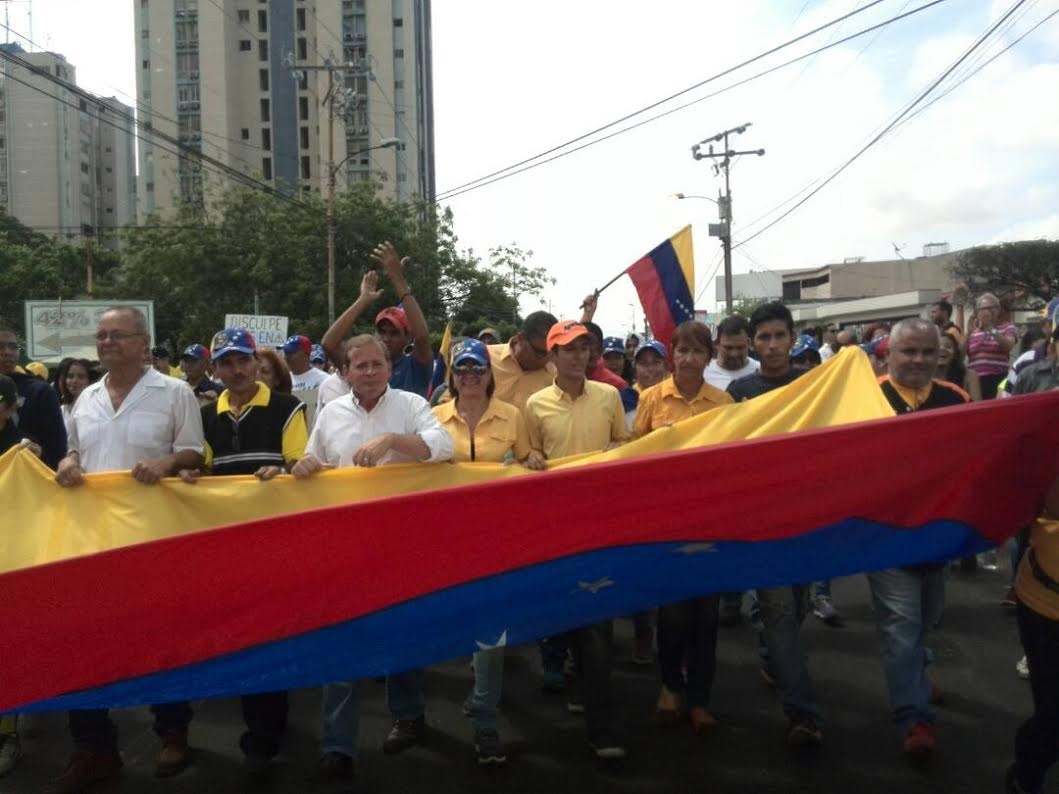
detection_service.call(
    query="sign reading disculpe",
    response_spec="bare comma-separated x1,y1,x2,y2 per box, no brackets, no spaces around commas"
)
223,314,289,348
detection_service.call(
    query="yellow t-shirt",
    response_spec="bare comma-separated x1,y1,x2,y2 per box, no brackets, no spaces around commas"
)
1016,515,1059,620
487,343,555,411
432,397,530,463
632,376,733,438
525,380,629,460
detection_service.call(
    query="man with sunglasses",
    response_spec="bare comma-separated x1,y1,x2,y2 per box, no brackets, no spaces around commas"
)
51,306,204,792
176,328,307,780
0,325,66,469
482,310,558,411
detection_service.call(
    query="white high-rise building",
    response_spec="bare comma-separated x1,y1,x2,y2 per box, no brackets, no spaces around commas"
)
0,43,136,246
134,0,435,216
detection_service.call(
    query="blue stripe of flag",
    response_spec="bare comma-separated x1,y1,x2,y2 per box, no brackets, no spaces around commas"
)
649,239,695,324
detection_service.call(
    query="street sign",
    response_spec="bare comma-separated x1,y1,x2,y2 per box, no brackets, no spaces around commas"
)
24,300,155,363
223,314,289,347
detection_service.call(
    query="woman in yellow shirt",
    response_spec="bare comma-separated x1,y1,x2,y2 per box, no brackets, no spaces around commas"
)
633,320,733,734
431,338,531,766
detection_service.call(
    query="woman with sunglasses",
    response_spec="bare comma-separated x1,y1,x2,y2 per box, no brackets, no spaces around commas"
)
633,320,733,734
432,338,533,766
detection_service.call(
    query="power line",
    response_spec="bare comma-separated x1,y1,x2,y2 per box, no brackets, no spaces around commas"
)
733,0,1032,249
435,0,893,200
0,49,311,210
435,0,949,203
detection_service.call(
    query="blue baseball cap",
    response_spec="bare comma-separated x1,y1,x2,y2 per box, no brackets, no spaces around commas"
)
282,334,312,356
791,334,820,359
634,339,667,360
210,328,257,361
310,344,326,364
602,336,625,356
450,338,490,367
181,343,209,361
860,334,890,358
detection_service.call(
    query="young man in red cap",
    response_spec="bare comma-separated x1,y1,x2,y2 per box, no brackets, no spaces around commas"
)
320,241,433,397
525,320,630,760
282,334,329,392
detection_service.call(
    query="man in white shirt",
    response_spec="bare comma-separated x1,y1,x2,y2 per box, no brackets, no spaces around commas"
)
704,315,760,390
52,306,204,793
282,334,330,392
819,326,839,361
293,333,452,783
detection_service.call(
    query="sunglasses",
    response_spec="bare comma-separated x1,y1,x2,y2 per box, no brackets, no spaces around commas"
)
453,363,488,377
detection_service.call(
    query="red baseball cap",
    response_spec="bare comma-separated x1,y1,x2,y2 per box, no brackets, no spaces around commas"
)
375,307,410,334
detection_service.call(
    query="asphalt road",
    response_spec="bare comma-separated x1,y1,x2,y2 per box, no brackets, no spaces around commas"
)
1,560,1038,794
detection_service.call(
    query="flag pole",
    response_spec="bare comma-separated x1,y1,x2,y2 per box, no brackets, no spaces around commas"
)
580,270,627,308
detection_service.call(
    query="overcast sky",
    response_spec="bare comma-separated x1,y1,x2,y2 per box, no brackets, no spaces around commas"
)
7,0,1059,336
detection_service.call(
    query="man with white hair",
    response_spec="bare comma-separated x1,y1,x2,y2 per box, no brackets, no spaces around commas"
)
871,318,969,760
293,334,453,783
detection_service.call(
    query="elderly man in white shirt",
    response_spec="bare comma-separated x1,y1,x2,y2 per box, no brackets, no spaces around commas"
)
51,306,204,793
292,333,452,783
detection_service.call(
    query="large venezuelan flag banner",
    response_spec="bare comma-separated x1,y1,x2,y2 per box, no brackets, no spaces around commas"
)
2,348,1058,714
626,226,695,348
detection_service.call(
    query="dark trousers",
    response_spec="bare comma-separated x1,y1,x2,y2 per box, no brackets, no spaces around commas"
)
69,701,192,754
561,620,615,737
1014,602,1059,793
657,594,720,708
240,691,288,758
980,373,1004,400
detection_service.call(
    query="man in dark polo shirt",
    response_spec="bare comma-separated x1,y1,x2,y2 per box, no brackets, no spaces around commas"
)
178,327,307,780
870,317,969,760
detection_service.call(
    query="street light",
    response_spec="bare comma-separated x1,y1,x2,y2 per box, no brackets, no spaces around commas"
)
673,192,718,205
326,137,401,323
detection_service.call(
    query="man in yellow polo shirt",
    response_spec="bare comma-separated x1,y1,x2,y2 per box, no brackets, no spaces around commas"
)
525,320,629,760
486,311,557,411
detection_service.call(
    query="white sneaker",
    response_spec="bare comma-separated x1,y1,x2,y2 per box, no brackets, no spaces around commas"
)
1016,655,1030,680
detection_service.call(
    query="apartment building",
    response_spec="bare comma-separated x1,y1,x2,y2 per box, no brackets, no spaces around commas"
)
0,43,136,244
134,0,435,217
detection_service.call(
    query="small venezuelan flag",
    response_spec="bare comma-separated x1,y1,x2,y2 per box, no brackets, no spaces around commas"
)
626,226,695,348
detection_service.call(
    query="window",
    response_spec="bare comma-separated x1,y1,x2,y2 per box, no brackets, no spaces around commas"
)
297,38,307,60
394,80,404,89
259,39,268,61
393,18,403,26
300,156,310,179
241,128,249,140
260,98,270,121
394,49,404,58
262,157,272,180
296,8,306,30
141,28,149,38
237,9,249,22
259,68,269,91
299,126,310,149
298,72,308,90
239,39,252,51
261,128,271,150
257,9,267,32
146,181,154,191
142,59,150,69
298,96,309,120
80,163,89,174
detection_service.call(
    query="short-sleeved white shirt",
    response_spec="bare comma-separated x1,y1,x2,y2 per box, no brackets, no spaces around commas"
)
67,367,205,473
291,366,329,392
316,371,350,412
306,386,453,468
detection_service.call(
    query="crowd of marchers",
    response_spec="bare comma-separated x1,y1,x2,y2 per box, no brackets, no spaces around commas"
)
1,242,1057,794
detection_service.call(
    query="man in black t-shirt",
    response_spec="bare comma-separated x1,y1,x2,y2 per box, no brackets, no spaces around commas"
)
869,318,969,760
726,303,823,750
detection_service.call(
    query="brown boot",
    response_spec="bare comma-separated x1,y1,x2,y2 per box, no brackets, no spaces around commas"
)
155,730,190,778
46,750,122,794
690,706,718,735
656,686,682,722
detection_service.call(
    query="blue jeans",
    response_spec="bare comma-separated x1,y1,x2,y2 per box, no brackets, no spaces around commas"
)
757,585,819,721
320,670,425,757
465,649,504,732
867,567,945,734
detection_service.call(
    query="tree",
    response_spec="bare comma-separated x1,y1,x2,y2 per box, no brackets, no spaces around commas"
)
948,240,1059,308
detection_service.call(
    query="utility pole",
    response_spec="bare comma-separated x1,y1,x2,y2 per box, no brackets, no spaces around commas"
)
84,234,94,297
691,123,765,315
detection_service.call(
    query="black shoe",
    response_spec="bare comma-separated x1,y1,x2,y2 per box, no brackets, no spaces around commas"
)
382,717,425,754
787,715,822,749
243,750,273,782
1005,763,1034,794
311,752,354,782
588,729,626,760
474,729,508,766
718,601,742,627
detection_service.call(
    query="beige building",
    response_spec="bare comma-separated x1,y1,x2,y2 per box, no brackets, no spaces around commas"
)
781,248,958,303
134,0,435,217
0,44,136,245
